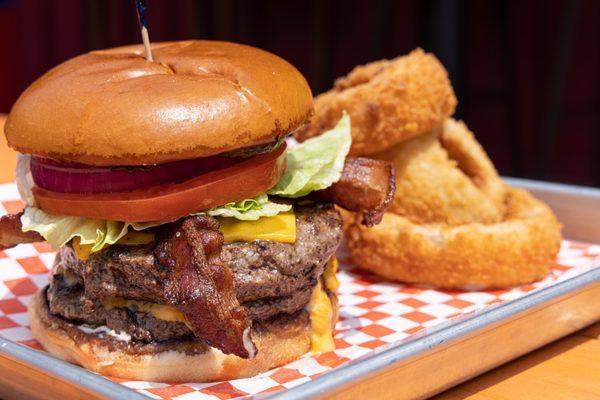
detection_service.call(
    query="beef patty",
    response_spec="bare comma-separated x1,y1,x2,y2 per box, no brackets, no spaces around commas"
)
54,204,342,304
47,275,314,342
47,204,342,343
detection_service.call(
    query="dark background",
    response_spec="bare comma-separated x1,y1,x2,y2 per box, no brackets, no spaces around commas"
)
0,0,598,186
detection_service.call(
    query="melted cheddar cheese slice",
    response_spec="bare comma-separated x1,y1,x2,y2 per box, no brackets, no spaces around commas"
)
72,231,155,260
308,257,339,353
219,212,296,243
103,297,188,325
72,212,297,260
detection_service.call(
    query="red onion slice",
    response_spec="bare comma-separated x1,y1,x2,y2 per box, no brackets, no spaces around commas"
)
31,155,242,194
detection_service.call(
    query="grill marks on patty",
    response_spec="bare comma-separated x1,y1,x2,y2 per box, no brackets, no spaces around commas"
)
47,204,342,347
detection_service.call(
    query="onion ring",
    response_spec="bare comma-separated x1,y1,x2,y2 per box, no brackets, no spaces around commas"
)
295,49,457,156
439,119,506,212
374,122,506,226
345,119,562,288
304,47,562,288
345,187,562,289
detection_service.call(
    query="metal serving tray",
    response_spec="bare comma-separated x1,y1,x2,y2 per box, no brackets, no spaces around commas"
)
0,178,598,400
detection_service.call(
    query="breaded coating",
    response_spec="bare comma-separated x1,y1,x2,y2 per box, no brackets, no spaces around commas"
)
296,49,457,156
345,187,562,289
375,122,506,226
343,118,561,288
307,48,563,288
440,119,506,212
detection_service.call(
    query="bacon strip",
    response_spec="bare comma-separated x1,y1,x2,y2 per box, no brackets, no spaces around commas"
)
0,213,44,251
318,157,396,226
154,215,255,358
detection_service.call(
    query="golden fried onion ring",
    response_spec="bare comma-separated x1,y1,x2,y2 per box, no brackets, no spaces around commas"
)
375,120,506,226
345,187,561,289
345,119,562,288
296,49,457,156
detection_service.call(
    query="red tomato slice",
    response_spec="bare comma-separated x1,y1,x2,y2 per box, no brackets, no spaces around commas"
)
33,144,286,222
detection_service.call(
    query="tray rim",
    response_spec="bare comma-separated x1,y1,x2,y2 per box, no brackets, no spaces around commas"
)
0,178,598,400
0,337,148,399
269,266,600,400
504,176,600,198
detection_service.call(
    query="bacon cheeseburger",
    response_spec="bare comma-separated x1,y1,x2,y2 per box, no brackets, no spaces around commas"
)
0,41,394,381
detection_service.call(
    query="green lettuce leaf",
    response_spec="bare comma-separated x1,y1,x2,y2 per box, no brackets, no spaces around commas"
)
20,207,164,251
203,194,291,221
21,195,291,249
268,112,351,198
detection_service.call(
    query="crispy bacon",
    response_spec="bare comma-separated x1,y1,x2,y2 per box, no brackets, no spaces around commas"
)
318,157,396,226
0,213,44,251
154,215,255,358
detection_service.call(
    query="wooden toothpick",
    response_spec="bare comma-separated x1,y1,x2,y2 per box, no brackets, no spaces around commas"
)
135,0,154,62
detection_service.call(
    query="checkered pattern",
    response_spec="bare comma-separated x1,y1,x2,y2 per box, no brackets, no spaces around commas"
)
1,182,599,399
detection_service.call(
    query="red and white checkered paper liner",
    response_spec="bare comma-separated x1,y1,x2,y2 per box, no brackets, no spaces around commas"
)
1,182,599,399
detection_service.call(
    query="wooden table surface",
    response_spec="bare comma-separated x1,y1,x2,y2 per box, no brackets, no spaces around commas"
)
0,114,598,399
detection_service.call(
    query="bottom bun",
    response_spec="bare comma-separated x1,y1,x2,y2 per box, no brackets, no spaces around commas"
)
29,288,314,382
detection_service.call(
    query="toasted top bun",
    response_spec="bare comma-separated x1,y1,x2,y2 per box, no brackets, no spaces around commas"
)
5,40,313,166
